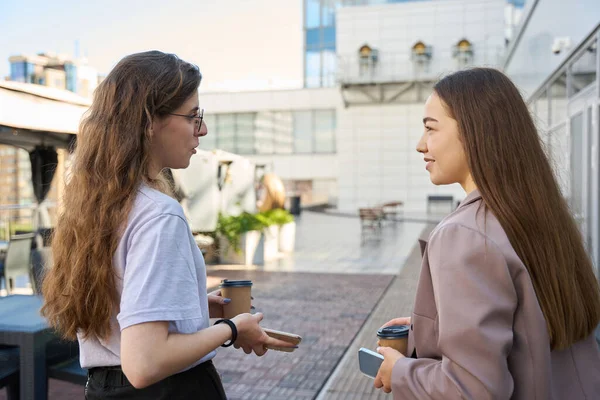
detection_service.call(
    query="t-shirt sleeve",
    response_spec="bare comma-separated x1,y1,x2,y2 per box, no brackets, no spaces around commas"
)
117,213,202,330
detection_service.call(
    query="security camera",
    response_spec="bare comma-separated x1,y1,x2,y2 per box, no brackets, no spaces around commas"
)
552,37,572,55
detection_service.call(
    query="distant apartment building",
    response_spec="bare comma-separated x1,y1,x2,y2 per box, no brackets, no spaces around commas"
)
8,53,101,98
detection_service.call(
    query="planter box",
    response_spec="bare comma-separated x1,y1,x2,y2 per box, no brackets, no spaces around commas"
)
262,225,280,261
279,222,296,253
218,226,280,265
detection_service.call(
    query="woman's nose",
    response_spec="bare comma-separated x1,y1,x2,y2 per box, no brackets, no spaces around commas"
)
198,121,208,137
416,132,427,153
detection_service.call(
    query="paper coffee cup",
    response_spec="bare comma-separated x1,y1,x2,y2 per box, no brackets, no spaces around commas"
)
377,325,409,355
220,279,252,319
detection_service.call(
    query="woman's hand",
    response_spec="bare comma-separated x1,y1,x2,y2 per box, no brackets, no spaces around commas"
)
231,313,297,356
374,346,405,393
207,290,230,319
380,316,411,329
377,316,411,347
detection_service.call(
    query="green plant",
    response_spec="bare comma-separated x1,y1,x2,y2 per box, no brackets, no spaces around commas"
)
216,212,269,253
261,209,294,225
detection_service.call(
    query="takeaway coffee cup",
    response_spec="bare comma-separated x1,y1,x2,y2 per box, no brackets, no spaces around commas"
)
377,325,409,355
220,279,253,319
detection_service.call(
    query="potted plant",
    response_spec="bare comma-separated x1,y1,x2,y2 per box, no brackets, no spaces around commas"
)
262,209,295,253
216,213,265,265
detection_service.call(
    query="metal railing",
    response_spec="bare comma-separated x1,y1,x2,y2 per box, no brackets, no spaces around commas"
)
337,48,505,85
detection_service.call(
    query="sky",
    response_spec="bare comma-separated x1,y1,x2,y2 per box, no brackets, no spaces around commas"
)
0,0,304,92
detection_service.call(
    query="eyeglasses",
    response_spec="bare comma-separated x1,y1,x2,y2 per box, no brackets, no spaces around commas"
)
167,108,204,132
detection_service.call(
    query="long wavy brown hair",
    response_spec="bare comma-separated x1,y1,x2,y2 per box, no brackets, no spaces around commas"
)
41,51,201,340
434,68,600,350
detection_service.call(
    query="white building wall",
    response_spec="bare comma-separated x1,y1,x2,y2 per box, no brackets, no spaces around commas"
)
337,0,507,78
337,102,465,212
335,0,506,212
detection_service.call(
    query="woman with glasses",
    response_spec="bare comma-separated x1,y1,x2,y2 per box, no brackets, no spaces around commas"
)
40,50,294,399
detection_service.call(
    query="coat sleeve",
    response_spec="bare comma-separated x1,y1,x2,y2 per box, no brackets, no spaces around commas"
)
391,223,517,400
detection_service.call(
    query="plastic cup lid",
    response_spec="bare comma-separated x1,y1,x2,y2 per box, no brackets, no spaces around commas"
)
377,325,409,339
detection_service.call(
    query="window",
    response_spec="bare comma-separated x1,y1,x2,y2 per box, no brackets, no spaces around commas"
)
314,110,336,153
570,40,597,97
216,114,236,153
549,72,567,127
273,111,294,154
306,28,320,49
305,50,322,88
208,110,335,155
294,111,314,153
201,114,217,150
321,0,340,27
304,0,339,88
306,0,320,29
322,50,337,87
10,62,27,82
236,113,255,155
255,111,276,154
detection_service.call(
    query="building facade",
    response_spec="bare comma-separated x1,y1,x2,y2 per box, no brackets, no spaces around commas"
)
8,53,100,98
199,0,512,212
504,0,600,272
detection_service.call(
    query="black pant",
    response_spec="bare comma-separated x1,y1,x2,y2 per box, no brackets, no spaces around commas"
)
85,360,227,399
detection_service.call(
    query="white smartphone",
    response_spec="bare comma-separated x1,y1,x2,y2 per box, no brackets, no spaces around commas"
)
358,347,384,378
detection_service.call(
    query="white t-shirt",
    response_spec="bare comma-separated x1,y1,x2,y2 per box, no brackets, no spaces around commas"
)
78,183,214,368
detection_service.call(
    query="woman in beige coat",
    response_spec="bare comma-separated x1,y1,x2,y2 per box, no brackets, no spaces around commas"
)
374,68,600,399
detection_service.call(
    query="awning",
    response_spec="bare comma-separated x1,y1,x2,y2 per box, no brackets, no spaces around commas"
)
0,80,90,151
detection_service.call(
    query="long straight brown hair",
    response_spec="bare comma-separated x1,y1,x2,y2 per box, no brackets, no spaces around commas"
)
434,68,600,350
41,51,201,340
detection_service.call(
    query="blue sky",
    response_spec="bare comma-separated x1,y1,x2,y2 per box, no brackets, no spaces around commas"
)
0,0,304,91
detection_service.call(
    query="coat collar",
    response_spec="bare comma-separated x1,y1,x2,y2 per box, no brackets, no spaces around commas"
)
417,189,482,257
456,189,482,211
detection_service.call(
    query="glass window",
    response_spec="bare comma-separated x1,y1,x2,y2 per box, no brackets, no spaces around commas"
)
570,40,597,97
201,114,217,150
321,0,339,27
294,111,314,153
255,111,275,154
322,26,336,50
306,28,321,50
305,50,321,88
273,111,293,154
314,110,336,153
570,112,584,217
306,0,320,29
217,114,236,152
10,62,26,82
533,89,549,131
236,113,255,155
322,50,337,88
549,72,567,127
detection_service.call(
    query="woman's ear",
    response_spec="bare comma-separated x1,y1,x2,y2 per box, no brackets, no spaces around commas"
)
148,119,156,138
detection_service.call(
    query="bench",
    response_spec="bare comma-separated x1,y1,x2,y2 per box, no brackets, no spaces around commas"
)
380,201,403,221
427,195,454,213
359,208,384,244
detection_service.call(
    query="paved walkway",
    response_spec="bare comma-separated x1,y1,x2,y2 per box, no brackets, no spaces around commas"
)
316,224,436,399
210,269,394,400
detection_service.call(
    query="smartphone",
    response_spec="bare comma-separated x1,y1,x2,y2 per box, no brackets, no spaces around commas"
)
358,347,384,378
263,328,302,352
